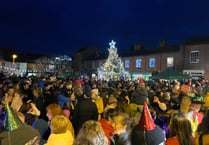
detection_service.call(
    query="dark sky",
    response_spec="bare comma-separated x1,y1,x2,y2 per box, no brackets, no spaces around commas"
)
0,0,209,56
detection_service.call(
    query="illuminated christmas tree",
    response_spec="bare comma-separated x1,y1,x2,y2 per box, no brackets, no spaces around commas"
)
97,40,130,81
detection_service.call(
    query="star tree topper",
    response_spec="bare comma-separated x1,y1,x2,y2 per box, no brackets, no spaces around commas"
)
109,40,116,49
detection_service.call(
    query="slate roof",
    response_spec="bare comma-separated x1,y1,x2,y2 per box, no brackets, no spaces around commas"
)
184,35,209,45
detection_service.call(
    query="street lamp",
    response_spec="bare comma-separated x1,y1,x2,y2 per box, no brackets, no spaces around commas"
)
12,54,17,64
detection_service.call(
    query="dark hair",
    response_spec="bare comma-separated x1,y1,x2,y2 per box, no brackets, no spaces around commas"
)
197,109,209,134
103,108,117,120
170,112,194,145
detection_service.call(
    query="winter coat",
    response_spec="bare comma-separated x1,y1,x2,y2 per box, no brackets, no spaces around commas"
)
99,119,114,145
114,129,131,145
72,98,98,135
126,103,143,117
57,91,71,108
92,96,104,120
44,130,74,145
131,87,148,105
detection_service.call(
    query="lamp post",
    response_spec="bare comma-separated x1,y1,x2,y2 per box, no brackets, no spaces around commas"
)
12,54,17,64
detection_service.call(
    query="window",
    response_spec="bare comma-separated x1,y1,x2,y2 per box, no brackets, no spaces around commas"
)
149,58,155,68
125,60,130,68
136,59,142,68
167,57,174,67
190,51,200,63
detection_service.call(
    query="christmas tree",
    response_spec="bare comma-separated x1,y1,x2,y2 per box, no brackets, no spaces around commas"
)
97,40,130,81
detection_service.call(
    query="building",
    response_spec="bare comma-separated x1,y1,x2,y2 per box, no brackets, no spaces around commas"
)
82,36,209,80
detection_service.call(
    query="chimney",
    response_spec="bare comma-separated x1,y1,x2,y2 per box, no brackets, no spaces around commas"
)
131,44,144,51
159,40,166,47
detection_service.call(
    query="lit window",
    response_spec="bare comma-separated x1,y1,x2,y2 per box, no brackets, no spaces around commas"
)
125,60,130,68
190,51,200,63
136,59,142,68
149,58,155,68
167,57,174,67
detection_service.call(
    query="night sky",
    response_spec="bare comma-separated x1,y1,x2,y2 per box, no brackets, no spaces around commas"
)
0,0,209,56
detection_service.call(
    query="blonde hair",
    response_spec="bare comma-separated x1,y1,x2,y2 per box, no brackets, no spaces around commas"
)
180,96,192,114
51,115,68,134
75,120,108,145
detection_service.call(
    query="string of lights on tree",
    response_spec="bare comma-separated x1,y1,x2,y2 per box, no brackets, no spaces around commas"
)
97,40,130,81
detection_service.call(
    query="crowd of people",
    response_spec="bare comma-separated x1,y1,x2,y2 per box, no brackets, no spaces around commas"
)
0,71,209,145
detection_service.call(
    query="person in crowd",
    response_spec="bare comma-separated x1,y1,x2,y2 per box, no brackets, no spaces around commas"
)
57,87,71,108
104,94,118,112
18,100,41,126
187,96,204,136
73,79,83,101
166,95,192,137
75,120,108,145
112,112,132,145
99,108,117,145
126,79,148,125
45,103,74,138
2,86,15,105
32,87,45,119
117,89,130,113
37,75,46,90
0,104,40,145
194,109,209,145
44,115,74,145
21,80,34,103
131,102,166,145
166,112,194,145
62,81,73,96
72,90,98,135
43,82,57,121
91,88,104,120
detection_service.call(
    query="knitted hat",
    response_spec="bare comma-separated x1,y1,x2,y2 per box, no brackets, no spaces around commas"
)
137,78,145,88
108,95,118,104
131,102,166,145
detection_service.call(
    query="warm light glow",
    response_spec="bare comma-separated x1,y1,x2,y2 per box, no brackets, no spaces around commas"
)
12,54,17,64
12,54,17,59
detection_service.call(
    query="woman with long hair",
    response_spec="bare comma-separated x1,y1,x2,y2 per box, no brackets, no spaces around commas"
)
45,115,74,145
194,109,209,145
46,103,74,137
75,120,108,145
166,112,194,145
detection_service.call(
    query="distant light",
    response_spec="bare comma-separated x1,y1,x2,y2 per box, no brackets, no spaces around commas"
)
55,55,72,61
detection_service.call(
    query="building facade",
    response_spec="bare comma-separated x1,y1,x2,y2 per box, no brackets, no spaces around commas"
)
83,37,209,80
